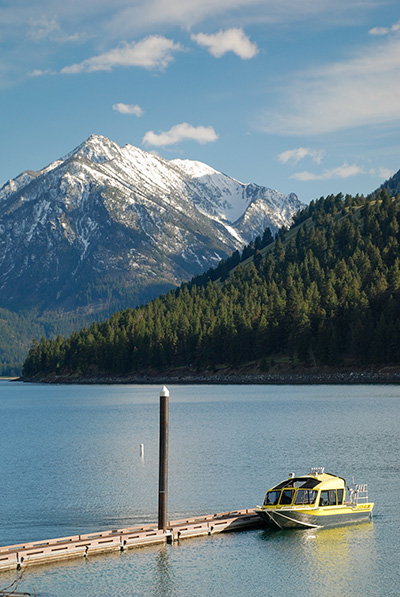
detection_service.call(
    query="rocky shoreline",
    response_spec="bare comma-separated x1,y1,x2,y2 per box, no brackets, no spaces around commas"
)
20,367,400,385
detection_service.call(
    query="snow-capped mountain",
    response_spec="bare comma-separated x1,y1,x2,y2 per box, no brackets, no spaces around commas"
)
0,134,303,311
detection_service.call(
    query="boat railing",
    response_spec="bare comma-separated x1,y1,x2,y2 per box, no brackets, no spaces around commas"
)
348,484,369,504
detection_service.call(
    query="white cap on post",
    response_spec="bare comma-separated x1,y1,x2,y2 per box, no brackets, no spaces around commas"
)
160,385,169,397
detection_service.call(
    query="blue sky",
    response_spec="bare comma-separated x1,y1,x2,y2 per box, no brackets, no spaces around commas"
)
1,0,399,203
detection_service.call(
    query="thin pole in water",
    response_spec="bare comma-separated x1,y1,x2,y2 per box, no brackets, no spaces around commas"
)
158,385,169,531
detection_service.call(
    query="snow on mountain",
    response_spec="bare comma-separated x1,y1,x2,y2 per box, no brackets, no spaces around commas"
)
171,158,248,223
0,171,38,201
0,134,304,312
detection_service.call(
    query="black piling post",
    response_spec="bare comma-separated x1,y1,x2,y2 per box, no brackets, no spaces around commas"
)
158,385,169,531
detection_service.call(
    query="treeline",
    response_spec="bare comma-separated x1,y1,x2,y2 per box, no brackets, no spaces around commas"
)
22,190,400,377
0,274,174,375
373,168,400,200
0,307,109,376
0,308,56,376
189,227,274,286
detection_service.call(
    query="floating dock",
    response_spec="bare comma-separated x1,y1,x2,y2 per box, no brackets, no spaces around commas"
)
0,509,261,572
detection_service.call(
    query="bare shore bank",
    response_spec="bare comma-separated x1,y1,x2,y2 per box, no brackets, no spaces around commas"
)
19,365,400,385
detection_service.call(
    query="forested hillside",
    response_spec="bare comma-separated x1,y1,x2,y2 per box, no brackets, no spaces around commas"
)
0,308,108,376
22,190,400,379
375,168,400,198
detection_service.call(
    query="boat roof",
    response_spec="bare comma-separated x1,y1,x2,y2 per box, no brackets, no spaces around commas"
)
270,470,345,491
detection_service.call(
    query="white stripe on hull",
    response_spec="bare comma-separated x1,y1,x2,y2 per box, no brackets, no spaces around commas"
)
257,508,372,529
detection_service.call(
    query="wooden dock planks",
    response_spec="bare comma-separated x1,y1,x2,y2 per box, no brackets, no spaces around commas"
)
0,509,261,572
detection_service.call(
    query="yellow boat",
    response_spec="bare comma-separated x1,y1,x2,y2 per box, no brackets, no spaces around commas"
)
255,467,374,529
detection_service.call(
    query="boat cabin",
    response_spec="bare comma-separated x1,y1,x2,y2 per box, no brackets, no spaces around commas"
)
263,468,346,508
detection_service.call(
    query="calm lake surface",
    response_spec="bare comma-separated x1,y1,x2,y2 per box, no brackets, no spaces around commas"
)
1,382,399,596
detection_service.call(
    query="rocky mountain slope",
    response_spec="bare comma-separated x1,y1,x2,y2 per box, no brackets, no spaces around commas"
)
0,134,303,313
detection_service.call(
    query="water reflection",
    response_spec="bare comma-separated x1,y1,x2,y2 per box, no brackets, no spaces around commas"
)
259,522,377,593
153,546,176,597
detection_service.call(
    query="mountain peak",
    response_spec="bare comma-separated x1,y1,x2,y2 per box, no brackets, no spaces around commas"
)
171,158,220,180
66,133,123,164
0,133,304,313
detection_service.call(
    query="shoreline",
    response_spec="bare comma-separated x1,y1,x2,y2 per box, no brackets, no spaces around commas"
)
19,367,400,385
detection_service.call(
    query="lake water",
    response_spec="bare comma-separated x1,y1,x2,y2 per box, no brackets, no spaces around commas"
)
0,382,399,596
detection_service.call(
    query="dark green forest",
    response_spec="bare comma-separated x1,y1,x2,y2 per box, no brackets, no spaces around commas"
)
0,308,109,376
22,190,400,378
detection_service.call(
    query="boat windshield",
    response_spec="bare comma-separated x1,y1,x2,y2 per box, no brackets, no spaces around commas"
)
294,489,317,505
279,489,294,505
264,490,281,505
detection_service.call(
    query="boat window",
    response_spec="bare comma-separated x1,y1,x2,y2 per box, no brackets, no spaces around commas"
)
319,490,337,506
319,491,328,506
294,489,318,505
264,491,281,506
279,489,294,505
337,489,344,504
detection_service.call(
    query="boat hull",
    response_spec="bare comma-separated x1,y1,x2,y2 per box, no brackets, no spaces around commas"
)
255,504,374,530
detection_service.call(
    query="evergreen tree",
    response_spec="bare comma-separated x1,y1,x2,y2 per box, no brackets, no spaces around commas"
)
22,191,400,378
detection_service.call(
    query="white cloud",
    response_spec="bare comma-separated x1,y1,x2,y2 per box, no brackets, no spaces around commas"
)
0,0,386,88
107,0,382,39
368,26,390,36
278,147,325,165
113,103,143,116
28,68,56,77
61,35,183,73
0,1,386,49
369,21,400,36
262,36,400,136
142,123,219,146
29,16,60,40
369,167,394,180
191,28,258,59
291,163,364,181
29,16,81,43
